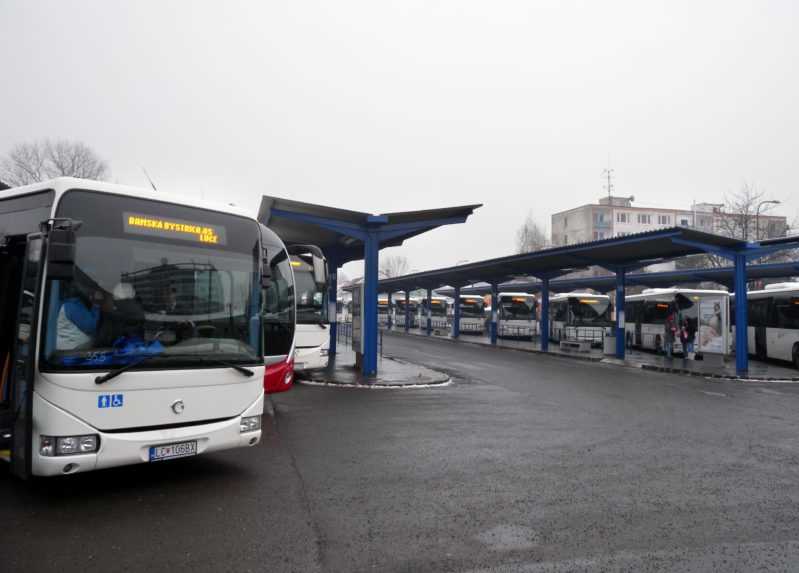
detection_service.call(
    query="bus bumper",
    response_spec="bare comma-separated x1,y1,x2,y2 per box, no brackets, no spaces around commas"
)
31,391,264,477
294,345,328,371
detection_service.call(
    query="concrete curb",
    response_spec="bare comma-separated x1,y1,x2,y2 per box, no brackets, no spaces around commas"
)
297,378,453,390
383,329,799,383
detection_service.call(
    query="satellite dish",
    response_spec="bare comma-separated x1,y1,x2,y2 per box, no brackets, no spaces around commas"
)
629,195,635,202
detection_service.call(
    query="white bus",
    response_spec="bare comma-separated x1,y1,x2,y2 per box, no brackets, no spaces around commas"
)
458,295,486,334
395,297,420,329
421,296,449,329
0,178,266,478
549,292,613,346
741,283,799,369
378,295,391,327
287,245,329,372
497,292,537,339
625,288,730,356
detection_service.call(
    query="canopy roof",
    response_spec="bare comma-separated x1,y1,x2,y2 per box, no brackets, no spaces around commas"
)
433,261,799,297
258,195,481,264
377,227,796,292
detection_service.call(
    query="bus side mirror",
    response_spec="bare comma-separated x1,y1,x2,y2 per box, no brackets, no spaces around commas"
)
312,255,327,287
47,228,77,280
261,255,272,288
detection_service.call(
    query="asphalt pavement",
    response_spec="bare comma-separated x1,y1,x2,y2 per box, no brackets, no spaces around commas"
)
4,335,799,572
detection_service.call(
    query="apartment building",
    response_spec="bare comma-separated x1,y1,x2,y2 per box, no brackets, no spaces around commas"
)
551,196,787,246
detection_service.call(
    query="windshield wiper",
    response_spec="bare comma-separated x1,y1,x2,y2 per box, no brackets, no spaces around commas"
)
95,354,255,384
95,353,163,385
187,356,255,377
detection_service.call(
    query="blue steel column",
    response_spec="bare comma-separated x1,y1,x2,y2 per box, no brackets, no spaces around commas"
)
490,283,498,345
540,278,550,352
386,291,393,330
362,231,380,376
327,258,338,359
404,290,410,333
426,287,433,335
734,253,749,376
452,286,461,338
615,268,626,360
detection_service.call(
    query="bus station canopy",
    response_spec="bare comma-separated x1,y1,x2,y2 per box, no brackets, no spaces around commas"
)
258,196,481,265
376,227,786,293
434,261,799,297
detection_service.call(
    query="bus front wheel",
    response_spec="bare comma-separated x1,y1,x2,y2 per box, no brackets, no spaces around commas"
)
793,344,799,371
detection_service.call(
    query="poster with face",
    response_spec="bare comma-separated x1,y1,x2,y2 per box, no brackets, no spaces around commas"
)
699,297,724,354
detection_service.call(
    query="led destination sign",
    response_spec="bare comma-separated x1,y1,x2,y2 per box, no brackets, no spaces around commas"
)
123,212,227,245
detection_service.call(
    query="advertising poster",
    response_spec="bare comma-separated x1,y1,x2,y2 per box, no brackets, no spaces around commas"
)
352,284,363,353
699,297,725,354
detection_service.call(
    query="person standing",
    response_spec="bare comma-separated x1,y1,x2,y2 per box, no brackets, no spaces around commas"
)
681,316,697,361
664,307,677,359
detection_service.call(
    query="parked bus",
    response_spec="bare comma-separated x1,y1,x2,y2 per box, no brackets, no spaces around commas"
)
625,288,729,356
458,295,486,334
549,292,613,346
262,229,296,393
421,296,449,329
287,245,328,372
378,295,391,327
497,292,537,339
395,297,420,329
0,178,266,478
740,283,799,368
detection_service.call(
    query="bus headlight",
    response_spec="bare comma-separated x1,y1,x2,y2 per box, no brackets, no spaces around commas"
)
240,415,262,433
40,435,100,456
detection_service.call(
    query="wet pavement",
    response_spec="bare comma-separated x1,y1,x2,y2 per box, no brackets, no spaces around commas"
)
298,347,450,387
4,334,799,571
382,325,799,381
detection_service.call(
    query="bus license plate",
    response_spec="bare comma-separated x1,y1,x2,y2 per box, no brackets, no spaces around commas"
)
149,440,197,462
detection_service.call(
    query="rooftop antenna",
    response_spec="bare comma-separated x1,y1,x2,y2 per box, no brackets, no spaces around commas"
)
601,156,614,202
141,166,157,191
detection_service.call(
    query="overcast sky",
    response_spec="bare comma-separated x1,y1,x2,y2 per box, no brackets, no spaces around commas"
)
1,1,797,278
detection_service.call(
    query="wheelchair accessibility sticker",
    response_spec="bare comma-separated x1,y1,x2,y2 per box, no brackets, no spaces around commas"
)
98,394,124,408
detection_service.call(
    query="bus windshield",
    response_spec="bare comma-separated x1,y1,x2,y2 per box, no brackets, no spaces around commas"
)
429,301,447,316
41,190,263,371
570,297,612,325
500,297,535,320
460,299,485,317
292,257,325,325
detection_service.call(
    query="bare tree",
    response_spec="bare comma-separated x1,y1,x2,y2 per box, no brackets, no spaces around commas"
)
716,181,783,242
678,182,793,269
515,211,549,253
379,255,411,278
0,139,109,187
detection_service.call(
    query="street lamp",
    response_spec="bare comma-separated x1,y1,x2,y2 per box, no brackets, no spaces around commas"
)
755,200,781,240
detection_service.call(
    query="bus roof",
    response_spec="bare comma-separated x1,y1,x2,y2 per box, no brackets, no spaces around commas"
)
748,283,799,297
1,177,254,220
633,288,730,298
498,292,536,298
550,291,610,301
459,294,484,300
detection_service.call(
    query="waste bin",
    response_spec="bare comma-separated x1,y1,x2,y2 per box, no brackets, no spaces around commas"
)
603,333,616,355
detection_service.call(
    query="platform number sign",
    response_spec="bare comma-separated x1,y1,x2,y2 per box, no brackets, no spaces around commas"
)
98,394,124,408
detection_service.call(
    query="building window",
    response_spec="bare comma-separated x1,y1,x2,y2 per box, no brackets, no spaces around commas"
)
657,214,671,225
616,212,629,223
594,212,605,224
680,218,689,226
564,216,568,228
637,214,651,225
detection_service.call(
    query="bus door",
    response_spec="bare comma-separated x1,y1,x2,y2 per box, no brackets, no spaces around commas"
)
8,233,45,478
755,325,768,360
